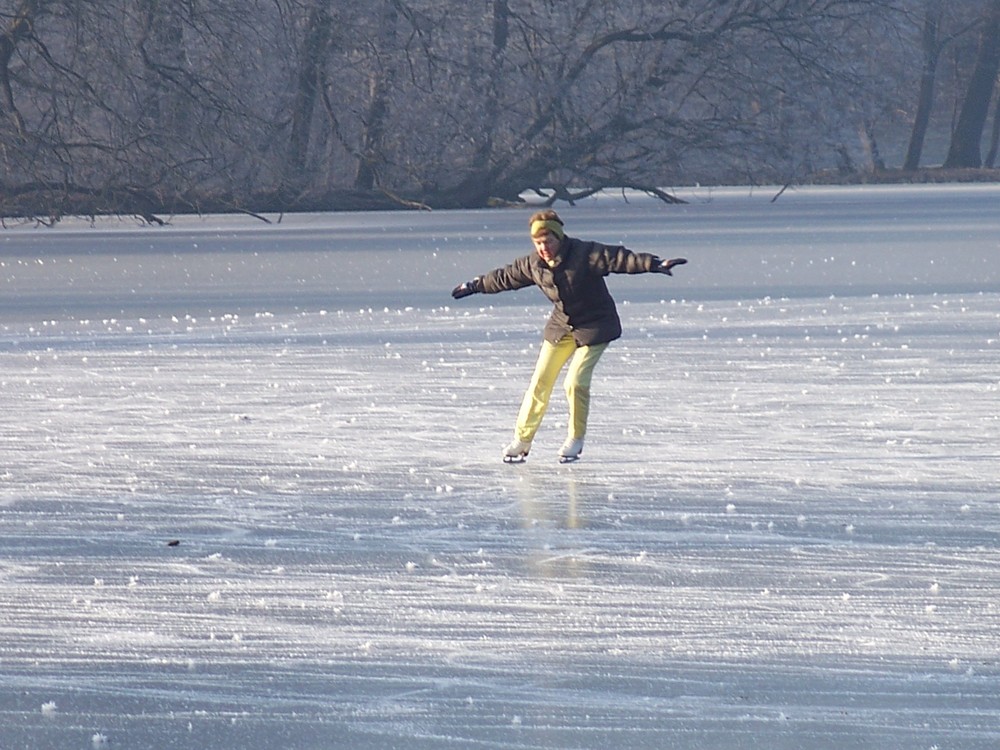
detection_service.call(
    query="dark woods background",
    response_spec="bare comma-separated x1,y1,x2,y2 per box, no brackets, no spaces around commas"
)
1,0,998,221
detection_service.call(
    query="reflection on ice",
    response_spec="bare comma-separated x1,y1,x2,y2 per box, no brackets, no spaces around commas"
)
516,471,588,579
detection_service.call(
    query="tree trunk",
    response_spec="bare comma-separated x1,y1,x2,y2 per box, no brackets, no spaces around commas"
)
0,0,42,137
354,0,398,191
986,92,1000,167
903,1,942,170
943,0,1000,168
445,0,514,205
859,120,885,172
474,0,509,169
286,0,333,187
138,0,191,143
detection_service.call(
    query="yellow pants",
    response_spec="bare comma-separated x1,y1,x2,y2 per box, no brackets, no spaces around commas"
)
514,335,608,442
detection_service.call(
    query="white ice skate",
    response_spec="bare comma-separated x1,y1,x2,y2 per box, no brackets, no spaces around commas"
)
558,437,584,463
502,438,531,464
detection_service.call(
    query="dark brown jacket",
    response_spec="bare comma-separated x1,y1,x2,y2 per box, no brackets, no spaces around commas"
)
478,236,659,345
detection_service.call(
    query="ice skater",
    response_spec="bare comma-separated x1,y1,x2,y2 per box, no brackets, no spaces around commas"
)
450,209,687,463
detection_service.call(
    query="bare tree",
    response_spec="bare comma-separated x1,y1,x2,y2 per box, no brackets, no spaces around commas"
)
1,0,994,219
986,89,1000,166
285,0,334,190
1,0,293,219
903,0,944,170
383,0,915,206
0,0,41,138
354,0,400,191
943,0,1000,168
137,0,193,143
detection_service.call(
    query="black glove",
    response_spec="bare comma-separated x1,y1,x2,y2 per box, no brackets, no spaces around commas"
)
451,277,481,299
655,257,687,276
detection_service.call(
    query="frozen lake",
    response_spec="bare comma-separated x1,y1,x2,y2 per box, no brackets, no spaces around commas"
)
1,184,999,749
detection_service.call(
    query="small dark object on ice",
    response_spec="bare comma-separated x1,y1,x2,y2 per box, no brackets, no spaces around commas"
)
166,539,180,547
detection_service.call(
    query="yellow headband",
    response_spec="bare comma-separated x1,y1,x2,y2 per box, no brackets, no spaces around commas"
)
530,219,564,239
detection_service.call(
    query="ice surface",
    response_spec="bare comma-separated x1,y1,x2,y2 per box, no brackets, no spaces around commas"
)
1,184,999,749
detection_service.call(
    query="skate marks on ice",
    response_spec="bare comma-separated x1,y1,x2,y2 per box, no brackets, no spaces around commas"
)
6,459,999,750
2,187,1000,749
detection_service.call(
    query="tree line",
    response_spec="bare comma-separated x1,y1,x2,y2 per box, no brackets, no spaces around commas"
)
1,0,998,222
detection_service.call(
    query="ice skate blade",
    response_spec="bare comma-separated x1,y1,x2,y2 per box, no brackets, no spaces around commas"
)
558,455,581,464
503,455,527,464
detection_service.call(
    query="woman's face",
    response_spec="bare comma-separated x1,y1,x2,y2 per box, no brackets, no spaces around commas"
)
532,232,561,262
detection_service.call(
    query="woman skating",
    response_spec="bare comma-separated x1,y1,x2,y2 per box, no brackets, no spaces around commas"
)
451,209,687,463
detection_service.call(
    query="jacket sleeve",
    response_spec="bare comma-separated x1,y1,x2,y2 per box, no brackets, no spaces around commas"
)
592,244,659,275
479,255,537,293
